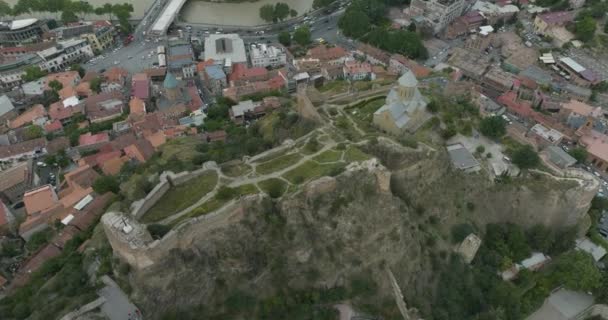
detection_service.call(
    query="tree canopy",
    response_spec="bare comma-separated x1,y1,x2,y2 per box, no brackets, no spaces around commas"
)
278,31,291,46
575,16,597,42
259,2,294,23
293,26,311,46
511,145,540,170
568,147,588,163
479,116,506,139
48,80,63,92
22,66,47,82
93,175,120,194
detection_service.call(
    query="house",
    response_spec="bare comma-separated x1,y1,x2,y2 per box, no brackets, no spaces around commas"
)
389,54,432,78
83,91,124,123
373,70,429,135
544,145,576,169
129,97,146,121
124,139,155,163
100,154,128,175
0,95,16,123
356,44,390,66
0,137,46,162
526,288,594,320
131,73,150,101
229,63,270,85
580,131,608,173
144,130,166,149
48,100,84,124
9,104,47,129
534,11,573,34
103,67,128,86
77,132,110,152
202,64,227,96
0,160,33,204
343,61,375,81
528,124,563,150
44,120,63,134
58,164,98,208
229,100,260,124
575,237,607,262
447,143,481,173
23,184,59,216
406,0,466,33
306,45,349,65
179,108,207,127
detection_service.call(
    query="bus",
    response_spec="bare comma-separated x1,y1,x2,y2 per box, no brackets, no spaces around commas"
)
157,45,165,55
158,54,166,68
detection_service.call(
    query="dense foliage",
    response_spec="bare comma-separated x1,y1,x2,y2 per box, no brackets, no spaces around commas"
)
259,2,295,23
338,0,427,59
434,223,589,320
479,116,506,139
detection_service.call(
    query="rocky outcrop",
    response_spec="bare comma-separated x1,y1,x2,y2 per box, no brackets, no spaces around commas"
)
119,150,597,319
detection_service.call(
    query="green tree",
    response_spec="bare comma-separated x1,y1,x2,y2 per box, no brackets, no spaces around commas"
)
313,0,336,9
512,145,539,170
61,9,78,24
93,175,120,194
478,116,506,139
70,64,85,77
575,16,597,42
289,9,297,17
274,2,290,21
407,22,416,32
259,4,275,23
24,125,43,140
48,79,63,92
293,26,311,46
552,251,601,291
22,66,47,82
278,31,291,46
147,224,171,239
90,77,102,93
339,8,371,38
568,147,588,163
0,0,12,17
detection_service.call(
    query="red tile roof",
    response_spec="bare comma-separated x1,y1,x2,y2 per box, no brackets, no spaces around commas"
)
307,45,348,61
10,104,46,129
78,132,110,147
23,185,58,216
131,73,150,100
45,71,80,91
44,120,63,133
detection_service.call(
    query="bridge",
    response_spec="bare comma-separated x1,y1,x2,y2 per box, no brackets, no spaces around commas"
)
148,0,188,37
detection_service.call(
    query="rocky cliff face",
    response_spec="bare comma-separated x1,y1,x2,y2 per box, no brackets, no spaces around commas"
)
125,148,598,319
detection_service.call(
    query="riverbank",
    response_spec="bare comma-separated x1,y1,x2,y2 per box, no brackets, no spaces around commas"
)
4,0,314,27
180,0,314,26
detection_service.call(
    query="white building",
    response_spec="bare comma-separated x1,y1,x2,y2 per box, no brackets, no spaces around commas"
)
37,39,94,73
407,0,467,33
204,34,247,65
249,44,287,68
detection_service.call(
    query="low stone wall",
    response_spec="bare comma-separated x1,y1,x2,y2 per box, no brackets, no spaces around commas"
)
102,195,257,270
130,162,219,219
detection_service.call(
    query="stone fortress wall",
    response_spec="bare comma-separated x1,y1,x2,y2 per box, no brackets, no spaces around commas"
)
102,159,392,270
130,161,219,219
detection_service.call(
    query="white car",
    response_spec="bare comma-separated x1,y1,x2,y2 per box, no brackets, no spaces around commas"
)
114,60,120,65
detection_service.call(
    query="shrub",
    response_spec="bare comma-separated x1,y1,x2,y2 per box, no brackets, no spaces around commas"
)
217,186,237,200
451,223,475,244
147,224,171,239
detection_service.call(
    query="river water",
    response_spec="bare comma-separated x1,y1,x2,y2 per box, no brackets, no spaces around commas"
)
4,0,314,26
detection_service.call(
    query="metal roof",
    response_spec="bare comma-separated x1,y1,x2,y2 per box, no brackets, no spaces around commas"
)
559,57,585,73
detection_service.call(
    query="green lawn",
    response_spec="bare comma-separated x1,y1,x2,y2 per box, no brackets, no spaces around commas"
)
183,184,258,221
313,150,343,163
142,171,218,223
221,161,252,177
256,152,302,175
283,161,346,184
344,146,371,162
319,80,349,93
346,97,385,133
258,178,288,198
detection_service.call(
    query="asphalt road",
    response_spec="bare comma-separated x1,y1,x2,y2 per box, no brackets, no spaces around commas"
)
86,41,162,74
